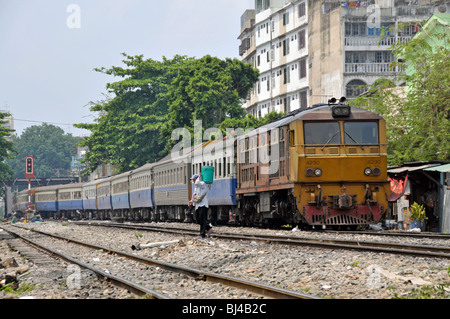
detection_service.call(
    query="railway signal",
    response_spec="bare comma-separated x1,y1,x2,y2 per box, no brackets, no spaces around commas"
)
24,156,35,212
25,156,35,178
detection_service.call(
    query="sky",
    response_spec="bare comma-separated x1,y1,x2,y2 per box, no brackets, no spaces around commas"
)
0,0,254,137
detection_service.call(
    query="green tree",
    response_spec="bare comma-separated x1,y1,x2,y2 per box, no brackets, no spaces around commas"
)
77,54,260,173
6,124,80,179
350,22,449,165
0,111,15,188
76,54,193,173
162,55,259,153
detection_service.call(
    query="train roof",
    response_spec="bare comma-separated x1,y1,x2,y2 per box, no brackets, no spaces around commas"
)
131,163,153,174
238,104,383,139
111,170,132,182
58,182,85,190
152,140,214,167
83,179,98,187
33,185,60,192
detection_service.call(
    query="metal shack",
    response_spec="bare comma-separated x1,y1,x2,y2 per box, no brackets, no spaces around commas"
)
387,161,450,233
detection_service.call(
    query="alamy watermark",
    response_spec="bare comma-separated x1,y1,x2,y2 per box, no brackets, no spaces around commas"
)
66,264,81,289
170,120,280,175
366,264,383,289
66,4,81,29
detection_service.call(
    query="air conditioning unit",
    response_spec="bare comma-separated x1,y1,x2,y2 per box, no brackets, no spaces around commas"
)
436,4,449,14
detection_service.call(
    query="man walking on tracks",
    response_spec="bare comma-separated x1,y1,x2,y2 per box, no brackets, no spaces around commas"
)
189,173,212,238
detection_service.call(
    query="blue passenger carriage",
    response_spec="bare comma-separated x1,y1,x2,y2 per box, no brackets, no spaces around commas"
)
129,163,154,221
153,150,192,222
96,177,112,219
82,179,98,219
34,185,59,218
16,189,32,214
57,182,84,219
191,139,238,224
111,171,131,220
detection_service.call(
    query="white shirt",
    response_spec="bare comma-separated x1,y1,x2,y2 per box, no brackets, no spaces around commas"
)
193,179,209,210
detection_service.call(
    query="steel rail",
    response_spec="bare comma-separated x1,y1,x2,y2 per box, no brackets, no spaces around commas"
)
10,225,318,299
321,230,450,240
1,226,170,299
74,221,450,259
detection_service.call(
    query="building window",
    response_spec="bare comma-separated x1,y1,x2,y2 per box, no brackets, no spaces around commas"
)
299,59,307,79
298,29,306,49
283,68,290,84
346,51,393,63
283,38,290,56
284,97,291,113
299,91,308,109
283,12,289,26
346,80,367,97
298,2,306,17
345,23,367,36
256,0,270,14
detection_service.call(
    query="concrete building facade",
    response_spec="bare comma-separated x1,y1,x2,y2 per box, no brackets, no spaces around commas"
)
239,0,310,118
0,108,14,141
239,0,449,115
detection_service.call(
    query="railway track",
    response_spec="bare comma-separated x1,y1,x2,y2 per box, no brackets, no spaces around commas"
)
321,229,450,240
2,225,170,299
73,221,450,260
1,224,318,300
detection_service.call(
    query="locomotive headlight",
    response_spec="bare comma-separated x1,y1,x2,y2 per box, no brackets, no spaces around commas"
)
364,167,372,176
314,168,322,177
305,168,314,177
332,105,351,118
372,167,381,176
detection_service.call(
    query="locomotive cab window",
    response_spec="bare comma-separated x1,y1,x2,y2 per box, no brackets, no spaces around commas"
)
344,121,378,145
304,122,341,145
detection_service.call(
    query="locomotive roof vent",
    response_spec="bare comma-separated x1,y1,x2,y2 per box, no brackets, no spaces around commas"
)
328,96,351,118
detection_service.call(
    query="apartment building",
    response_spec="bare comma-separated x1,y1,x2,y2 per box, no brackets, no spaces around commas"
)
309,0,448,105
0,108,14,141
239,0,448,116
239,0,309,118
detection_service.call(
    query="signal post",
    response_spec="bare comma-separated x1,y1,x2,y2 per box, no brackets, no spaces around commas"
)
24,156,35,219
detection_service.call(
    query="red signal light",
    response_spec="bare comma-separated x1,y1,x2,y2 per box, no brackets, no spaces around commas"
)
25,156,34,178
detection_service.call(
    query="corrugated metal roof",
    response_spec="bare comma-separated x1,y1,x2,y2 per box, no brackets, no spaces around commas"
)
387,163,441,173
423,163,450,173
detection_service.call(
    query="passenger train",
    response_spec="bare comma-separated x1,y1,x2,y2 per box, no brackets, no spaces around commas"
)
12,101,391,228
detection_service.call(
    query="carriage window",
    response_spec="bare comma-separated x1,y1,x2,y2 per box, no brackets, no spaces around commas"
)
304,122,341,145
344,121,378,145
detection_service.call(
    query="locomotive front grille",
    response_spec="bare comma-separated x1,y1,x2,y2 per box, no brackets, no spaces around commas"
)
326,214,372,225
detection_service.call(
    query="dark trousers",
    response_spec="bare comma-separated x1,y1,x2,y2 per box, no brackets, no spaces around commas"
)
197,206,211,238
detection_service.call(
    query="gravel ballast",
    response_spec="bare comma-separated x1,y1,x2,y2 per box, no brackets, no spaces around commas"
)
1,221,449,299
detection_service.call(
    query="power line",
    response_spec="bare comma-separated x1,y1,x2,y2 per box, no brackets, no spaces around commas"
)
13,118,81,126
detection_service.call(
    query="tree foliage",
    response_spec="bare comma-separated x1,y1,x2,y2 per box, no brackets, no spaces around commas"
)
350,22,449,165
6,124,80,179
76,54,262,173
0,111,15,185
76,54,191,173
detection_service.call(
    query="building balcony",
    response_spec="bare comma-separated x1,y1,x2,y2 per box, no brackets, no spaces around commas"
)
344,36,412,47
344,62,397,74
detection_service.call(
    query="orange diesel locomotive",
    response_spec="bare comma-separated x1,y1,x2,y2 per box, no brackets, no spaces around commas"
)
235,100,390,228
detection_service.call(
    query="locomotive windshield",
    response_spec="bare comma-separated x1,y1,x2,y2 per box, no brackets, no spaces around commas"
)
304,122,341,145
344,121,378,145
304,121,379,145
